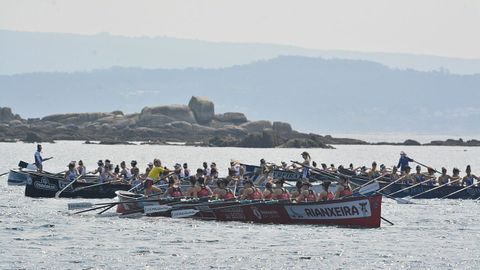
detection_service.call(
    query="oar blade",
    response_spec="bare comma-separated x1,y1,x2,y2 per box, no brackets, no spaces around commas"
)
144,205,173,215
396,197,414,204
171,209,199,218
68,202,94,210
358,182,380,195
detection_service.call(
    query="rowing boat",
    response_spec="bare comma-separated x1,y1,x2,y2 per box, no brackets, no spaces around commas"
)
116,191,382,228
24,172,131,198
349,177,480,199
7,169,30,185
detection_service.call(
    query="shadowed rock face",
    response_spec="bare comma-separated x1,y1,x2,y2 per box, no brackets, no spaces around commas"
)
188,96,214,124
0,107,20,122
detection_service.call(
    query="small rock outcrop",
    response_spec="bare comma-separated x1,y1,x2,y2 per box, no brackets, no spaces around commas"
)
0,107,20,122
188,96,214,124
214,112,248,125
272,121,293,136
240,120,273,133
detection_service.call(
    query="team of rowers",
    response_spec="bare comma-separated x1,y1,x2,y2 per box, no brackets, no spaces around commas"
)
60,149,479,203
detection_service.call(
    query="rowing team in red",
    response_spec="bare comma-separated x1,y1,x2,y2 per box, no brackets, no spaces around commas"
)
162,175,353,202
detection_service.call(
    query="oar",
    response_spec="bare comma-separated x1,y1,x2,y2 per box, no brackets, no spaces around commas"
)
55,175,84,199
73,180,125,192
387,177,435,196
413,160,440,174
74,204,112,215
351,173,388,193
0,171,11,177
441,182,478,199
377,174,408,192
403,178,462,200
349,181,413,204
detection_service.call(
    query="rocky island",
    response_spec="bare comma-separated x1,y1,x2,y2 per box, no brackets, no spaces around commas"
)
0,96,478,148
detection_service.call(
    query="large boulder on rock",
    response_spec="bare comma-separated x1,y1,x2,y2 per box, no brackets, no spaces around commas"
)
238,129,285,148
239,120,273,134
188,96,215,124
0,107,20,122
140,105,196,123
272,121,293,136
214,112,248,125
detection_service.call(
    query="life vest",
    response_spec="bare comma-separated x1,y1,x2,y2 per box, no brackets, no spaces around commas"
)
275,188,290,200
319,191,335,201
197,186,210,198
263,190,273,200
169,187,183,197
304,190,316,202
339,185,352,197
464,175,475,186
246,187,262,200
224,189,235,200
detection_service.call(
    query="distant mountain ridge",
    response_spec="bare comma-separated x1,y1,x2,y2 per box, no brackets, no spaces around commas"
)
1,29,480,75
1,56,480,134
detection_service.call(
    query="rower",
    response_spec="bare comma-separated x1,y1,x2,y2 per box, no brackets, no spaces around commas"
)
437,167,451,185
210,162,219,179
413,165,426,184
256,158,271,185
462,165,479,186
180,163,191,179
77,160,86,176
240,179,263,200
212,179,235,200
130,160,138,176
196,177,212,198
120,161,132,180
401,166,414,185
290,180,303,199
301,151,311,179
321,163,328,170
329,164,337,172
64,162,78,181
296,181,317,202
335,176,352,198
272,179,290,200
145,159,170,196
102,164,116,182
312,161,318,168
263,182,274,200
367,162,380,179
165,177,183,198
91,160,105,182
34,144,52,172
318,181,335,201
450,168,461,186
398,151,414,173
129,167,143,191
185,177,197,197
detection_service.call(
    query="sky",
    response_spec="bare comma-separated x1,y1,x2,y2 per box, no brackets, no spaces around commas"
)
0,0,479,59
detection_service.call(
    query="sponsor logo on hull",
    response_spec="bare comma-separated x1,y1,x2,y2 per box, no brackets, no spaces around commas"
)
285,199,371,220
33,177,58,191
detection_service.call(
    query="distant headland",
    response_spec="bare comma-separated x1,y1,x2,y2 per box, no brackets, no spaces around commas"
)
0,96,478,148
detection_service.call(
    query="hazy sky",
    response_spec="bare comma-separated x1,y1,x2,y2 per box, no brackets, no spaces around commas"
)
1,0,479,59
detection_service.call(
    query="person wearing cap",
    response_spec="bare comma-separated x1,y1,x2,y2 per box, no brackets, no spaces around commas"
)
318,181,335,201
76,160,86,176
64,162,79,181
398,151,414,173
34,144,52,172
437,167,451,185
296,181,317,202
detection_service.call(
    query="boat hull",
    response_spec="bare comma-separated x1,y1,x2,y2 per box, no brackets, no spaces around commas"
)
7,170,29,185
24,172,131,198
194,195,382,228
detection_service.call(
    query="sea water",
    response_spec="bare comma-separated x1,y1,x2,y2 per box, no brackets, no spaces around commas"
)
1,141,479,269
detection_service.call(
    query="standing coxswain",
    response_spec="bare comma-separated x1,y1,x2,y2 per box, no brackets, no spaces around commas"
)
34,144,52,172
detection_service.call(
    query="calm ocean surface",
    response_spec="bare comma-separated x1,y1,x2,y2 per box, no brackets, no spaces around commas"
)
1,141,480,269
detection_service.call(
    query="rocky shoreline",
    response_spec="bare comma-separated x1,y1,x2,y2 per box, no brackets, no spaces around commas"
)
0,97,479,148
